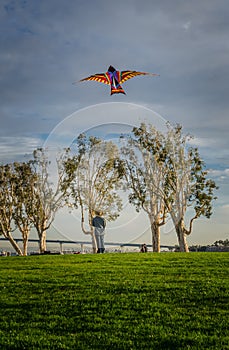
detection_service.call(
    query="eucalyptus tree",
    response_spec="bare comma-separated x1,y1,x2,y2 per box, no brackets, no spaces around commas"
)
0,163,23,255
121,123,168,252
11,162,38,255
28,148,80,253
68,134,124,252
162,124,218,252
121,122,218,252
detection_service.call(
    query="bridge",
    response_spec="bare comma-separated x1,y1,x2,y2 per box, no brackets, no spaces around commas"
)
0,237,175,253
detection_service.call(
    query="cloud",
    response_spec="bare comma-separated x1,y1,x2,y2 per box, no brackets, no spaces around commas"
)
1,0,228,124
0,136,43,163
208,169,229,177
182,21,192,31
220,204,229,212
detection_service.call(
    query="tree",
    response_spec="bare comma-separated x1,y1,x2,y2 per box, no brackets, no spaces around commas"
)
0,164,23,255
11,162,38,255
67,134,123,252
213,239,229,247
29,148,80,253
121,123,168,252
121,122,218,252
161,124,218,252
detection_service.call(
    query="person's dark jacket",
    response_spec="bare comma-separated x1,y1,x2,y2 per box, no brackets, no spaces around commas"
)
92,216,106,229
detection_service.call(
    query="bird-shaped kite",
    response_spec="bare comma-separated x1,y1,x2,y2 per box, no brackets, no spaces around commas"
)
77,65,159,95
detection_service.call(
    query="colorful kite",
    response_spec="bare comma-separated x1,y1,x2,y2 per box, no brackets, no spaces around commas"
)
77,65,159,95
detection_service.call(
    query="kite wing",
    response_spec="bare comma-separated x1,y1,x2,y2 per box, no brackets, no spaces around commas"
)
79,73,110,85
119,70,159,84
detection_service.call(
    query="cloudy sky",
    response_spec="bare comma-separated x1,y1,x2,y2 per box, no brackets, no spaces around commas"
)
1,0,229,247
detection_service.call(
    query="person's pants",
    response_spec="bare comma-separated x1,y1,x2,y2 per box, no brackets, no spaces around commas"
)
95,234,105,253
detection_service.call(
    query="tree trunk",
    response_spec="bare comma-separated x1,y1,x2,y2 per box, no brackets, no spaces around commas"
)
175,222,189,252
91,231,98,253
39,230,47,253
23,237,28,256
150,220,160,252
22,228,29,256
5,232,23,256
81,219,97,253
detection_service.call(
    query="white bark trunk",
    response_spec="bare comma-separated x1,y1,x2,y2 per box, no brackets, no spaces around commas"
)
39,230,47,253
176,222,189,252
150,218,160,252
6,232,23,256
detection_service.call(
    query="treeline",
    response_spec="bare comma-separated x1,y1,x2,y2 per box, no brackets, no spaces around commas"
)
189,239,229,252
213,239,229,246
0,123,218,254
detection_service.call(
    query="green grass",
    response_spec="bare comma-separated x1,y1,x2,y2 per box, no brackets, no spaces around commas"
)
0,253,228,350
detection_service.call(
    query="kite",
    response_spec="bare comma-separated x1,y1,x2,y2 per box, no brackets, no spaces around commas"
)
77,65,159,95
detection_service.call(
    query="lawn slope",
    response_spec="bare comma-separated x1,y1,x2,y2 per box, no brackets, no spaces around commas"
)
0,253,228,349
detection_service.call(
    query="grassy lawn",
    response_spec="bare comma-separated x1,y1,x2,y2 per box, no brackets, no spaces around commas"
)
0,252,228,349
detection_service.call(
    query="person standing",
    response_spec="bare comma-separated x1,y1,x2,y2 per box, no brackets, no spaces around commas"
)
92,210,106,253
